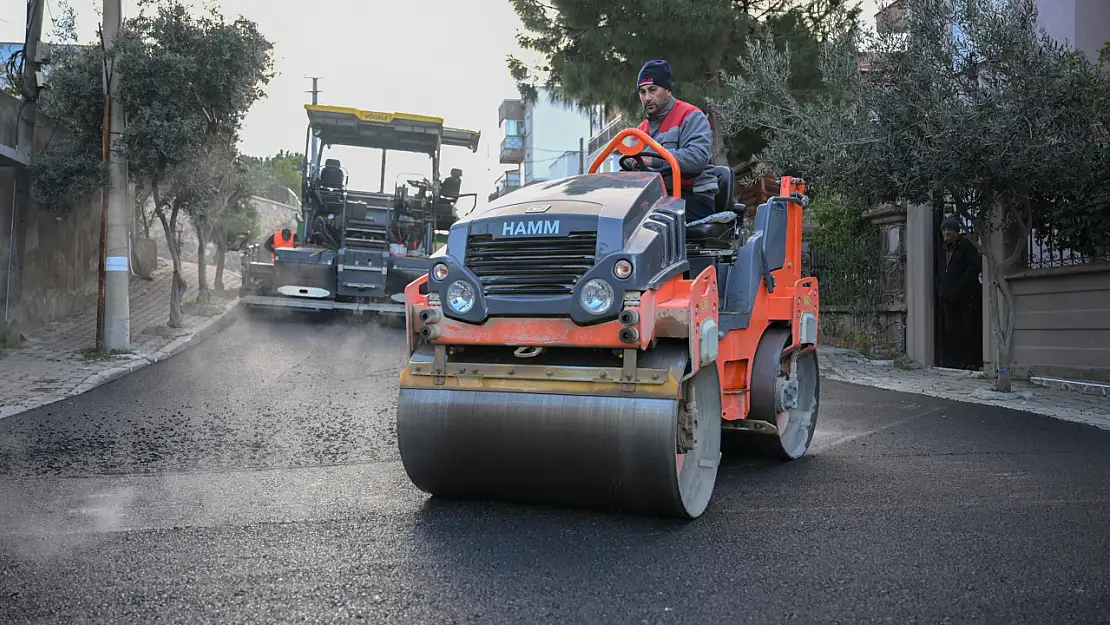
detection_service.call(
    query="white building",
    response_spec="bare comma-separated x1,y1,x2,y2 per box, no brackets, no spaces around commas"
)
493,88,594,200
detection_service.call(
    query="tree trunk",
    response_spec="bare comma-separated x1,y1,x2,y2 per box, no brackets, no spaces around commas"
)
215,233,227,292
990,273,1017,392
153,181,187,328
134,183,153,239
195,222,210,305
976,203,1030,393
705,105,730,166
703,35,731,167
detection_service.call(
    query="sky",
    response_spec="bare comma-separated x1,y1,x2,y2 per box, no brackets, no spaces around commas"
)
1,0,883,207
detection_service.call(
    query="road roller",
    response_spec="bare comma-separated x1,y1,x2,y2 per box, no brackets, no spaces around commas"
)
395,128,821,519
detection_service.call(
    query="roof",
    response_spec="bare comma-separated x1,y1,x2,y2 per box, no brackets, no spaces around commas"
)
305,104,481,155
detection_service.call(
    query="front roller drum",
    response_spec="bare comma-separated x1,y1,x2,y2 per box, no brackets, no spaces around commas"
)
396,365,722,519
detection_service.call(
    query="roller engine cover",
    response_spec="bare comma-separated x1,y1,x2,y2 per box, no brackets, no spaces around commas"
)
424,173,692,325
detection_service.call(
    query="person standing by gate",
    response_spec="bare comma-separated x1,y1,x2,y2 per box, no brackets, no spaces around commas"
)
936,216,982,369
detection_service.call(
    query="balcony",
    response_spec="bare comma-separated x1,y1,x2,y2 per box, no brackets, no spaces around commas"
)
500,135,525,164
499,99,525,125
587,115,629,157
489,170,522,201
498,170,520,190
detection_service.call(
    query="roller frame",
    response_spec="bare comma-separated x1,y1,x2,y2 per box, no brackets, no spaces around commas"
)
395,132,821,519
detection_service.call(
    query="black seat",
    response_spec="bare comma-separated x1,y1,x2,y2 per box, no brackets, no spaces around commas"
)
686,165,743,247
709,164,736,214
319,158,345,189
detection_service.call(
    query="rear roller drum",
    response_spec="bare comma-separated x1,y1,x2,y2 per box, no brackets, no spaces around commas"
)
724,326,820,460
396,355,722,519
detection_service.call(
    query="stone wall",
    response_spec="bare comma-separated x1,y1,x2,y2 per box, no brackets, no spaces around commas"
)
1,92,102,333
805,203,908,358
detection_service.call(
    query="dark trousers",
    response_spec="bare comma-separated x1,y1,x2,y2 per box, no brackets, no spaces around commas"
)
940,298,977,369
682,190,716,222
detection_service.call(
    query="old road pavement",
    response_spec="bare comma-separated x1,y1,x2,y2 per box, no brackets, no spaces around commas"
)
2,313,1108,624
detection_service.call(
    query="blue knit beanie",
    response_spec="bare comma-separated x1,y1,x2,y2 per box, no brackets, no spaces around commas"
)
637,60,672,91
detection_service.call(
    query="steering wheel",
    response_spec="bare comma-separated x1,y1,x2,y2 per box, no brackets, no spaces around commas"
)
619,155,648,171
619,145,668,172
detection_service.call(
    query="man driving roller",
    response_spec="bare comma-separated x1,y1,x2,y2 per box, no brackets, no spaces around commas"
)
635,59,718,222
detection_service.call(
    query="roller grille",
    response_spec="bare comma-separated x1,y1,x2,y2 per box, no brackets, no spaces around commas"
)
465,232,597,296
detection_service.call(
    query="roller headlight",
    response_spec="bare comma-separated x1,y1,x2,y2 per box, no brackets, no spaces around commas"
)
432,262,448,281
446,280,475,314
580,279,614,314
613,259,633,280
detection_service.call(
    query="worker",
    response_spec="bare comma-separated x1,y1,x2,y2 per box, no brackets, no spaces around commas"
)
634,59,718,222
264,227,297,260
440,168,463,200
936,215,982,370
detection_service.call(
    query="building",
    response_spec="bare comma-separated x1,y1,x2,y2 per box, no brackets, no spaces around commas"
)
493,88,594,200
876,0,1110,60
584,104,628,175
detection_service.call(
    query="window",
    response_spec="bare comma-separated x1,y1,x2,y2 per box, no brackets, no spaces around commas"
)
503,119,523,137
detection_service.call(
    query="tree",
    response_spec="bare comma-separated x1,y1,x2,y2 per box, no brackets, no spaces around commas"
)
713,0,1109,391
506,0,861,164
191,145,261,297
245,150,304,201
33,0,275,326
211,198,260,292
1032,40,1110,260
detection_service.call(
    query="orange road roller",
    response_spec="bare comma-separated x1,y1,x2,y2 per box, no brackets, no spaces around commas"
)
395,128,821,519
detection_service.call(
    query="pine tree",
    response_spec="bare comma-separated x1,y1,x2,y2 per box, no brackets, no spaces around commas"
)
506,0,861,164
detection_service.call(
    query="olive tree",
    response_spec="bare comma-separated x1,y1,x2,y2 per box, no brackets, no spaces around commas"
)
712,0,1108,391
33,0,274,326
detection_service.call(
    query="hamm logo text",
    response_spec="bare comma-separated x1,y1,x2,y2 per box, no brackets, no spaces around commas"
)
502,220,560,236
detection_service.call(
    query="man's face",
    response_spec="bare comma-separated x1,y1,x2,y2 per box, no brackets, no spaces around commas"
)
639,85,671,116
942,227,958,244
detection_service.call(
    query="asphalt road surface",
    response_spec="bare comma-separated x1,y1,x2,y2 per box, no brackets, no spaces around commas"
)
2,311,1108,624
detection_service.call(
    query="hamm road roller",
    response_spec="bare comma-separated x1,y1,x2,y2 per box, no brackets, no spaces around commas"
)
395,128,820,519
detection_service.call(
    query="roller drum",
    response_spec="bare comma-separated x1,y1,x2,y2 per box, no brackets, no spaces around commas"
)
396,365,722,519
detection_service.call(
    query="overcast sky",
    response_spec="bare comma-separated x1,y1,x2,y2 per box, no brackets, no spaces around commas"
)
1,0,881,206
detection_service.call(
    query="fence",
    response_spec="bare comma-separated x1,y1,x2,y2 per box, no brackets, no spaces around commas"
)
802,226,897,355
1026,228,1109,270
801,229,883,310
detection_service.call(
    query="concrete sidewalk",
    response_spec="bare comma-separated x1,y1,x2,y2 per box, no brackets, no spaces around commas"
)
0,258,241,419
819,347,1110,430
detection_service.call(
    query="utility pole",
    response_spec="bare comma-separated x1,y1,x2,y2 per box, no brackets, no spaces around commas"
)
579,138,585,175
6,0,46,339
16,0,44,164
306,76,322,169
99,0,130,351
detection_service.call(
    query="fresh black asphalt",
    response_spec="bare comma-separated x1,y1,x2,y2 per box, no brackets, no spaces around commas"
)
1,310,1108,624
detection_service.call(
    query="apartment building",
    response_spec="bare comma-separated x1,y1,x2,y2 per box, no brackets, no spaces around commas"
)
492,88,594,201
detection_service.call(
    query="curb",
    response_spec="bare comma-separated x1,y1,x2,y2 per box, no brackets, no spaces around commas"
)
819,357,1110,431
61,302,242,399
1031,376,1110,397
